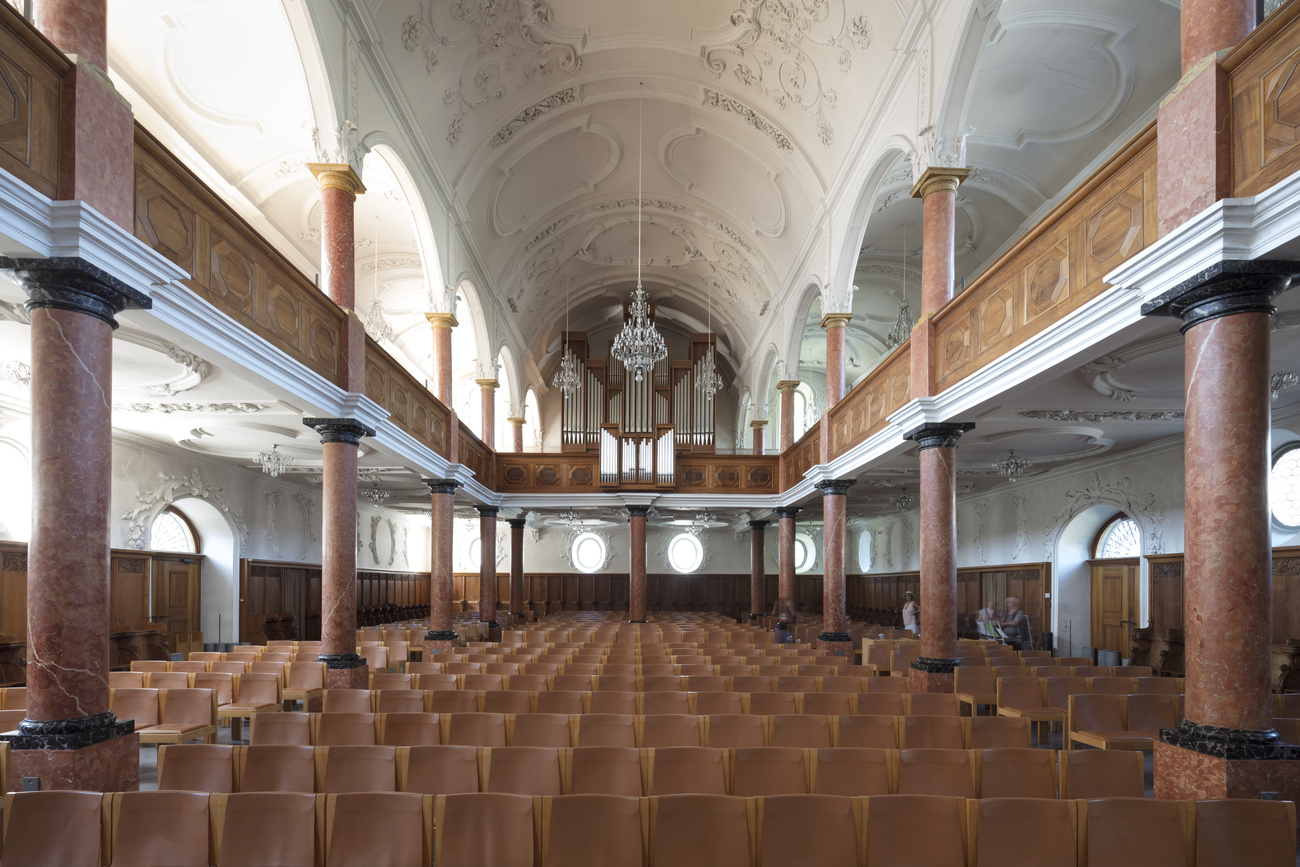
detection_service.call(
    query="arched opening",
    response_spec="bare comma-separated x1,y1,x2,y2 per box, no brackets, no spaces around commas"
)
0,438,31,542
1052,503,1147,660
168,497,239,650
523,387,541,452
495,346,516,448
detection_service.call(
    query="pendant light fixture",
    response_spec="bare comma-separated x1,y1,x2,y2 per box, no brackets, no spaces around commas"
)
695,277,722,396
611,82,668,383
885,220,911,349
551,281,582,398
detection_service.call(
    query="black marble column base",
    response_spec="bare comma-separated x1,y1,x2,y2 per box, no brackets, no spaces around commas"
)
1160,718,1300,760
817,631,852,643
911,656,961,674
318,652,366,670
0,711,134,750
425,630,459,642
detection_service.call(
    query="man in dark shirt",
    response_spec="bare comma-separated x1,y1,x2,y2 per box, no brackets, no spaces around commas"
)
1001,597,1033,651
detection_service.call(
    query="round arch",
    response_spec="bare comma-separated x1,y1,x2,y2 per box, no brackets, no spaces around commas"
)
168,496,240,649
360,137,445,305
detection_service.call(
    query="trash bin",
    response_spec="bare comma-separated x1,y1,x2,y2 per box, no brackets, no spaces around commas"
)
1081,646,1097,664
1099,649,1121,667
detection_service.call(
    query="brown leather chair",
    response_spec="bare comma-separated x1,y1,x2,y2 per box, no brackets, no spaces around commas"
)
221,673,283,740
192,672,235,711
157,743,235,792
140,688,218,745
969,797,1076,867
967,716,1032,749
811,747,892,796
897,748,977,797
566,746,643,795
802,692,853,716
837,714,899,749
1079,798,1193,867
428,690,478,714
480,746,562,795
641,691,691,715
462,674,505,692
103,791,210,867
575,713,636,747
819,675,867,693
398,745,480,795
996,677,1061,744
1057,749,1144,799
1194,798,1298,867
434,793,531,867
587,691,637,715
235,745,316,793
755,664,795,676
704,714,766,748
414,673,459,691
639,714,703,747
1045,676,1089,715
954,666,998,715
694,692,744,715
863,794,967,867
541,794,644,867
211,661,251,676
322,689,372,714
906,693,960,716
551,674,594,692
208,792,317,867
760,794,860,866
110,687,160,731
732,746,808,795
1068,694,1151,750
535,691,586,715
445,712,507,747
856,693,906,716
731,675,774,694
1091,676,1135,694
651,794,752,867
143,671,190,689
1125,693,1180,739
595,675,638,692
2,790,103,867
1134,676,1181,694
312,712,377,746
369,672,412,691
504,674,547,691
641,675,685,692
481,690,532,715
509,713,572,747
375,689,425,714
770,714,832,748
864,676,909,694
746,692,797,715
326,792,432,867
316,744,398,792
109,671,146,689
976,747,1057,798
900,715,964,749
646,746,727,795
377,712,441,746
170,660,207,675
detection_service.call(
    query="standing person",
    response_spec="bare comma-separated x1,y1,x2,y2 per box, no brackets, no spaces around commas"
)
902,591,919,634
1001,597,1032,651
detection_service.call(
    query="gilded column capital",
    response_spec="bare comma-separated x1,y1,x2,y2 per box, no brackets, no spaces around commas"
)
910,166,971,200
819,312,853,329
475,378,499,390
749,419,769,429
307,162,366,197
426,312,459,329
776,380,801,392
506,417,526,426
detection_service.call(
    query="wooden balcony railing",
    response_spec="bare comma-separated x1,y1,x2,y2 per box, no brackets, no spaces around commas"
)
363,337,451,458
1226,1,1300,197
826,342,911,462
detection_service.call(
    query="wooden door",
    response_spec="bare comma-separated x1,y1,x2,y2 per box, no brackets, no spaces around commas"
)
151,555,201,652
1090,559,1139,656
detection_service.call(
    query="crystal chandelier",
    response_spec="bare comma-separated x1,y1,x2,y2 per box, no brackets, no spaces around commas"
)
611,83,669,384
884,222,912,350
889,487,916,509
363,485,390,506
688,511,716,536
993,449,1033,482
558,508,582,527
551,265,582,398
364,216,394,343
255,444,295,477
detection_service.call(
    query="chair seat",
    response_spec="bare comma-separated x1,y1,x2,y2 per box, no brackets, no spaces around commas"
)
1072,729,1153,750
220,703,279,715
998,706,1062,722
139,723,217,744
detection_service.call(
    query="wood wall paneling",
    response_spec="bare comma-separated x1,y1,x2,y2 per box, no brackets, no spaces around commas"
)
1227,2,1300,197
0,5,66,198
364,338,451,458
828,344,911,459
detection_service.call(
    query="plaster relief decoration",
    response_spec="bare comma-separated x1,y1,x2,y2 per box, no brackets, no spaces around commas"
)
294,493,316,561
265,489,283,559
700,0,872,146
1011,494,1028,560
909,124,973,176
1019,409,1184,423
400,0,584,146
0,361,30,386
560,528,615,572
1040,471,1165,559
402,526,410,566
701,88,792,151
974,500,989,564
1078,355,1136,401
900,517,913,570
139,344,212,397
387,518,399,567
369,515,384,565
123,470,248,554
490,87,576,147
113,402,270,414
882,521,893,570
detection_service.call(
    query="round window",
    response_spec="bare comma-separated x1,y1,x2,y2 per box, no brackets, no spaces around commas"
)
858,531,873,571
794,533,816,573
466,536,481,571
572,532,607,573
667,533,704,573
1271,444,1300,531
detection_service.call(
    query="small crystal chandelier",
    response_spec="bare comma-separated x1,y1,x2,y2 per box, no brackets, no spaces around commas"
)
889,487,916,509
558,508,583,527
364,216,394,343
993,449,1033,482
611,83,669,384
363,485,390,506
551,268,583,398
255,444,295,477
884,223,912,350
695,270,723,397
688,511,716,536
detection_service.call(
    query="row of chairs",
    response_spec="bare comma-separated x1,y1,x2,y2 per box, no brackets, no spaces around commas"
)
7,790,1292,867
247,710,1033,751
106,689,217,745
365,661,859,676
997,678,1180,739
322,672,893,693
957,669,1182,713
1067,694,1183,751
155,742,1143,800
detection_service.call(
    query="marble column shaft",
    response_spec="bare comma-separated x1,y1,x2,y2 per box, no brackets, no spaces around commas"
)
910,169,969,398
749,521,767,618
628,506,650,622
821,316,850,407
508,518,526,618
36,0,107,70
775,507,799,621
508,418,525,453
477,380,497,449
425,480,459,641
777,382,799,452
478,506,499,626
1181,0,1254,73
817,482,853,647
751,420,767,456
427,313,457,406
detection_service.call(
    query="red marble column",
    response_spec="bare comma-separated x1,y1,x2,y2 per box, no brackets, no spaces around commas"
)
0,259,150,791
905,423,973,693
427,313,457,406
422,479,460,658
508,518,527,623
1181,0,1254,74
821,314,851,407
508,417,525,453
909,168,970,398
628,506,650,623
777,381,799,451
774,507,800,641
305,419,373,690
750,420,767,456
816,481,854,656
308,164,366,393
36,0,107,69
477,379,497,448
477,506,500,637
748,520,767,620
1144,262,1300,799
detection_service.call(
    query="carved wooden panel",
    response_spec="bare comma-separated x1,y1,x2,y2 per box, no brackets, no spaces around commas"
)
134,128,344,385
677,456,779,494
781,421,821,489
828,344,911,459
0,8,65,198
1230,6,1300,196
457,422,495,489
494,455,599,493
363,339,450,458
933,128,1157,393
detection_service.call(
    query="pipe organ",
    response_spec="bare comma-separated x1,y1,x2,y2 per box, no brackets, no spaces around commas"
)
560,329,717,489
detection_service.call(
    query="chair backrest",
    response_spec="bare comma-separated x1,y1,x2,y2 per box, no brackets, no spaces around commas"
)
576,713,636,747
1046,677,1089,711
158,743,235,793
109,671,145,689
694,692,744,715
480,690,529,715
326,792,431,867
316,744,397,793
505,674,547,691
509,713,572,748
145,671,190,689
865,676,909,695
812,747,891,796
416,674,459,691
445,712,508,747
323,689,372,714
1126,693,1180,732
434,793,532,867
1194,799,1297,867
998,678,1045,709
1090,676,1134,694
158,688,215,725
652,794,752,867
250,711,313,746
803,693,854,716
856,693,906,717
398,745,480,795
687,675,728,692
907,694,959,716
210,792,317,867
1135,677,1181,694
819,675,867,693
462,673,505,691
588,691,637,715
1080,798,1193,867
313,712,377,746
542,794,643,867
210,661,250,676
429,690,479,715
567,746,643,796
967,716,1032,749
236,745,316,792
481,746,562,796
647,746,726,795
130,660,170,673
536,691,586,715
865,794,966,866
770,714,833,748
732,747,808,796
377,712,441,747
104,791,210,867
901,715,964,749
192,672,234,706
640,714,703,748
233,672,280,705
972,798,1076,867
376,689,427,714
977,747,1056,798
704,714,766,748
760,794,860,866
370,672,412,691
641,691,691,715
838,714,899,749
169,661,207,675
1070,694,1125,732
955,666,997,695
2,790,103,867
111,688,160,729
746,693,797,715
1059,749,1144,799
898,748,977,798
284,662,325,692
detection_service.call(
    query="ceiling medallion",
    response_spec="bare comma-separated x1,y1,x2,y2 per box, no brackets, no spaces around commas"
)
993,449,1033,483
255,444,295,478
611,84,668,384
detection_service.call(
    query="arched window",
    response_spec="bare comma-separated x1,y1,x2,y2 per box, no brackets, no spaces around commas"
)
465,536,481,572
794,532,817,573
858,531,873,571
1271,442,1300,531
667,533,703,573
792,383,817,441
1093,514,1140,559
572,532,607,573
0,440,30,539
151,507,198,553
